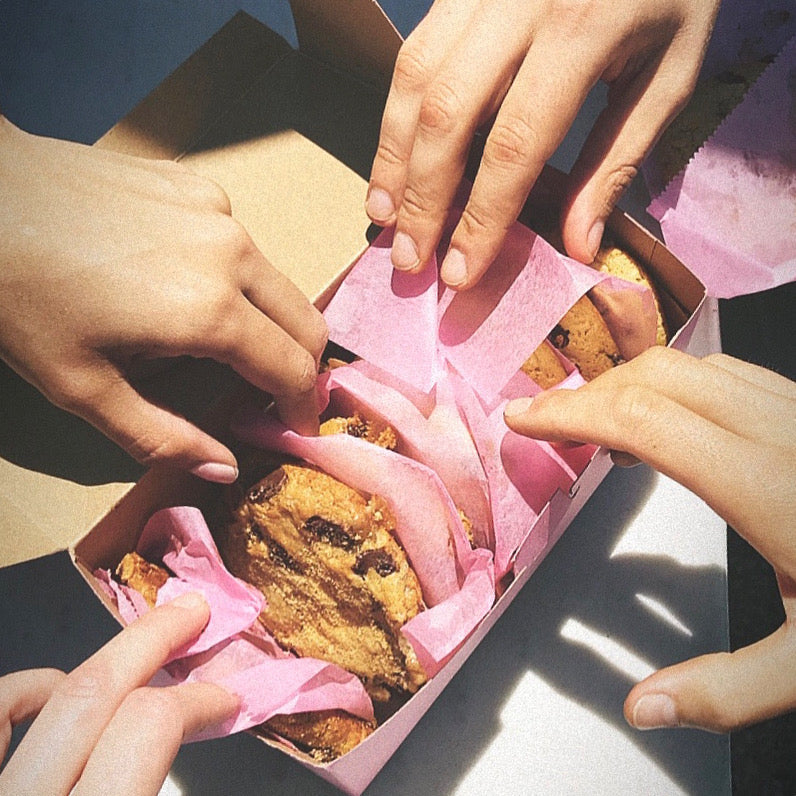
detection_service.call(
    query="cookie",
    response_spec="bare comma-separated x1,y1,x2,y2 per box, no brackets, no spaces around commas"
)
520,340,569,389
218,464,427,707
546,295,624,382
592,244,668,346
115,550,376,761
319,412,397,449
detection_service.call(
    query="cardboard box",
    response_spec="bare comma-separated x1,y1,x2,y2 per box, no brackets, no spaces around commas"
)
5,5,714,794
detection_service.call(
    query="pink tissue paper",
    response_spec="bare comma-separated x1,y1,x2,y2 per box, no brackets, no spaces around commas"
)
649,36,796,298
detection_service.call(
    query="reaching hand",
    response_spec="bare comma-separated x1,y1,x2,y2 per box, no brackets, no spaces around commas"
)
0,117,328,482
367,0,719,289
0,593,239,795
505,347,796,732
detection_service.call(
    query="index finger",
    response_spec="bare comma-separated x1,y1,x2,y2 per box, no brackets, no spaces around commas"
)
441,35,604,289
0,593,209,795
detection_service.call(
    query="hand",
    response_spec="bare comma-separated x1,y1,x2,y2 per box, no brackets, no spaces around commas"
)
0,117,328,482
504,347,796,732
0,593,239,795
367,0,719,288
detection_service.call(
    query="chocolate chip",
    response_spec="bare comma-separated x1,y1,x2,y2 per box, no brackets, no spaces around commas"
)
353,549,397,577
304,516,356,551
345,417,370,439
268,539,303,573
247,469,287,504
549,324,570,349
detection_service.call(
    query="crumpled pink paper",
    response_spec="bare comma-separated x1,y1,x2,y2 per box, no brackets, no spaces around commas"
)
318,360,494,552
96,507,375,741
231,408,496,677
322,211,647,579
323,220,655,404
649,36,796,298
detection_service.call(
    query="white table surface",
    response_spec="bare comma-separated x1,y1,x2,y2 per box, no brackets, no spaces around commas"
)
0,1,731,793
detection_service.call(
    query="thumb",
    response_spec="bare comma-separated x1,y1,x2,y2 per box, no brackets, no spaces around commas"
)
625,623,796,733
67,365,238,483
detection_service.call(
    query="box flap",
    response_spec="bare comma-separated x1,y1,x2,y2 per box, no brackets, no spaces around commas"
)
289,0,401,92
96,12,294,160
0,460,130,568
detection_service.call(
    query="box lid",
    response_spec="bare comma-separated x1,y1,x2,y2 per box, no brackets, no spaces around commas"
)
0,4,403,568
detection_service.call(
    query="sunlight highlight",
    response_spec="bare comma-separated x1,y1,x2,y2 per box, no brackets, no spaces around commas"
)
560,618,656,681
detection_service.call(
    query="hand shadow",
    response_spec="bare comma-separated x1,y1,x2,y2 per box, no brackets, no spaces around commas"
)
0,357,239,486
168,464,730,795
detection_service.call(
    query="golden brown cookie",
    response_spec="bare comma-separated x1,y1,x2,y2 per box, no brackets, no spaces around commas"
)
592,244,668,347
520,340,569,389
261,710,375,763
319,412,397,450
115,546,377,761
546,295,624,382
217,464,426,708
116,552,169,608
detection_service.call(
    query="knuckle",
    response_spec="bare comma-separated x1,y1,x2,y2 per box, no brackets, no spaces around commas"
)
57,662,113,707
601,164,639,214
122,688,182,734
609,383,659,437
374,137,404,169
399,182,436,222
43,368,91,413
702,352,732,369
483,116,540,172
458,199,509,240
189,213,252,267
187,175,232,215
129,434,180,467
304,309,329,362
392,43,432,94
289,350,319,396
418,81,465,139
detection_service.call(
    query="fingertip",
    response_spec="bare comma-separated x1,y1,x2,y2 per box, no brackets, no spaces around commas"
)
391,230,421,272
625,691,679,731
190,461,239,484
440,247,468,288
365,185,397,226
169,591,209,611
504,396,535,422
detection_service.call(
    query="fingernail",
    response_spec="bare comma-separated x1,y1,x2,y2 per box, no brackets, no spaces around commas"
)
587,219,605,261
631,694,678,729
171,591,208,611
191,462,238,484
504,396,534,419
391,231,419,271
366,186,395,223
441,248,468,287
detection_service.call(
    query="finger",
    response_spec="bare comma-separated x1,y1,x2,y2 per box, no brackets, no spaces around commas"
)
74,682,239,796
562,40,700,262
504,353,796,569
703,353,796,401
202,298,322,435
442,32,605,289
390,8,528,274
625,624,796,733
519,347,794,446
0,669,65,760
63,364,239,482
616,349,796,446
367,0,479,227
0,593,209,795
240,253,328,369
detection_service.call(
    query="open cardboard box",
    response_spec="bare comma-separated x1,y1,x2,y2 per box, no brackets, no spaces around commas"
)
9,3,712,794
